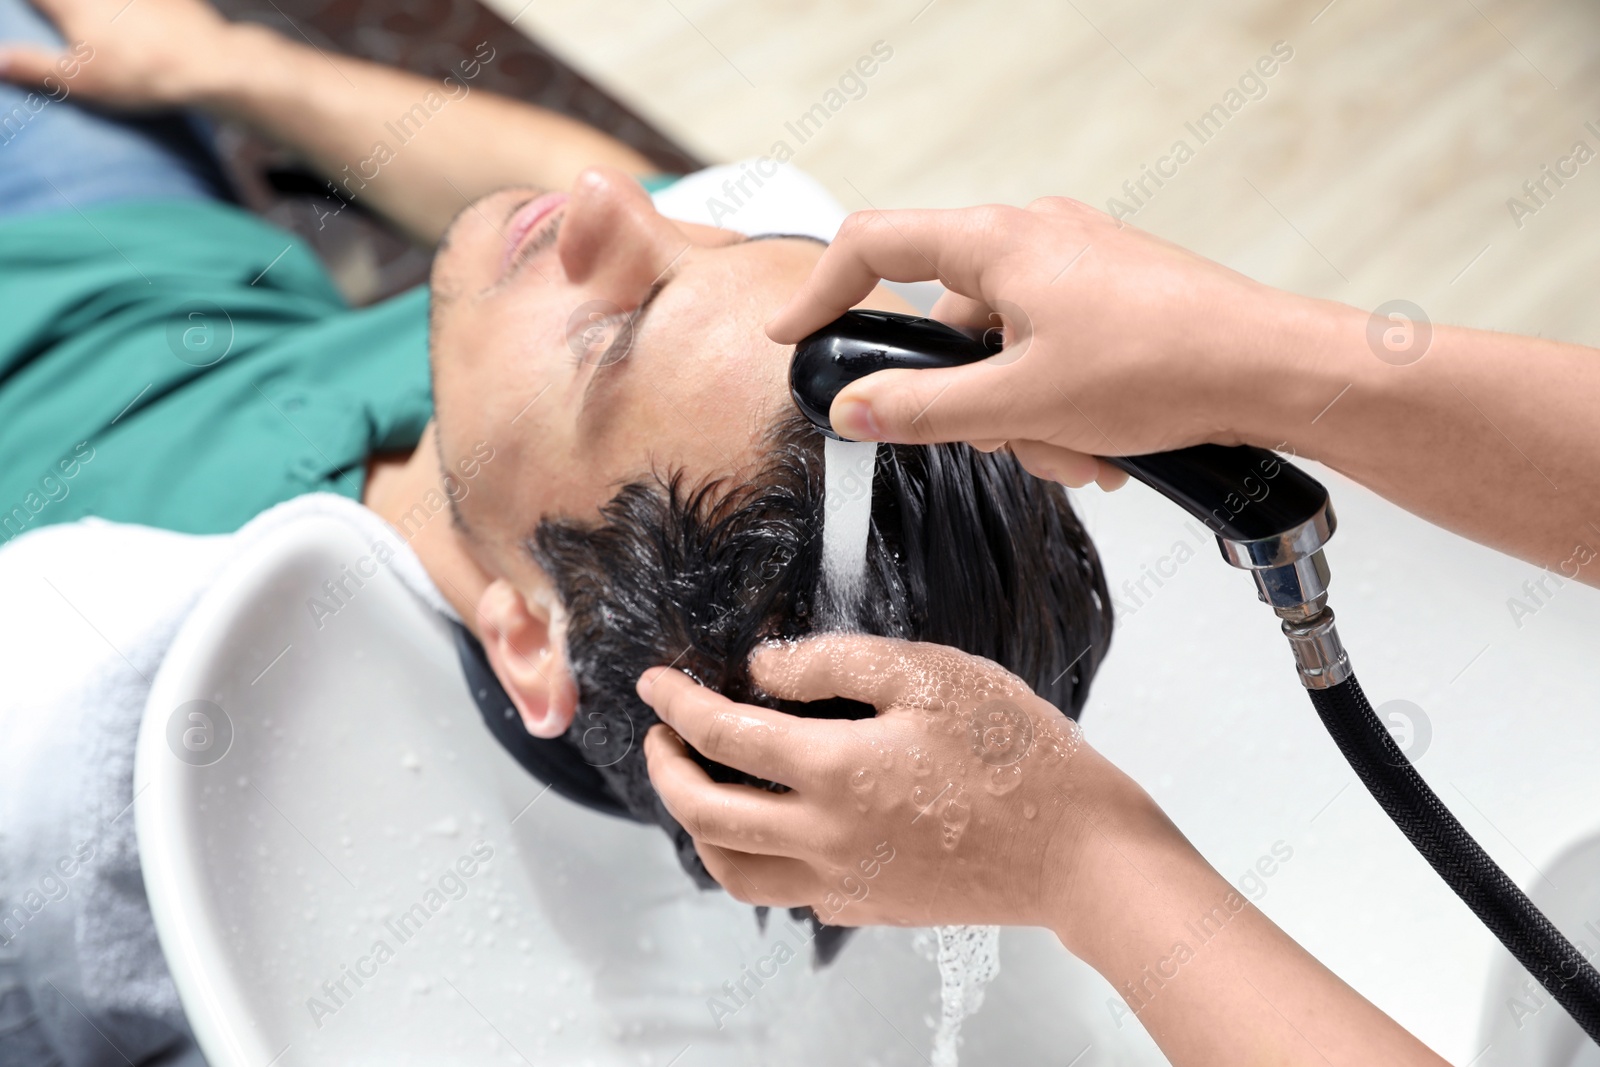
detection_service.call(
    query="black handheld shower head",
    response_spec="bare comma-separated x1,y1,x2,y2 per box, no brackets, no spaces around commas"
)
791,309,1335,616
790,309,1001,440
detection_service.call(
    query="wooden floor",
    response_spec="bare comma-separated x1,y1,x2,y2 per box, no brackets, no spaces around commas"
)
485,0,1600,346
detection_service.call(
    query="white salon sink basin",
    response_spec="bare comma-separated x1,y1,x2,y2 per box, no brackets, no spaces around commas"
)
134,510,1125,1067
133,477,1600,1067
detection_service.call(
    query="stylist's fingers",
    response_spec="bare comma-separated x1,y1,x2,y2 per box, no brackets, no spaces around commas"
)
643,724,813,860
695,841,820,908
1008,440,1132,491
766,206,1013,344
1094,462,1130,491
750,633,916,707
753,632,1025,712
638,668,832,789
1008,439,1102,488
928,289,995,333
827,360,1056,447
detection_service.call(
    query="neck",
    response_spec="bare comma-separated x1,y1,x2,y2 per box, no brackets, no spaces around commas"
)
362,421,489,634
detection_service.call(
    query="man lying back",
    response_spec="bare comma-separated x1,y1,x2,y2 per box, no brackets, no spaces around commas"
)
0,0,1113,1061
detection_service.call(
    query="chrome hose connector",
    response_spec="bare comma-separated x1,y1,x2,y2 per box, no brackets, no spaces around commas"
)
1280,608,1352,689
1215,506,1336,621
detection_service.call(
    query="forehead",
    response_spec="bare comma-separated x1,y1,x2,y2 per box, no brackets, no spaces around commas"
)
473,233,828,537
598,233,825,422
582,238,814,480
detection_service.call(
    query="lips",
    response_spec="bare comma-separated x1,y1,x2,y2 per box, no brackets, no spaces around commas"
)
500,191,569,277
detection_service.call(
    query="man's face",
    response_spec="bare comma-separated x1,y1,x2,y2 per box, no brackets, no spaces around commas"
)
429,165,880,591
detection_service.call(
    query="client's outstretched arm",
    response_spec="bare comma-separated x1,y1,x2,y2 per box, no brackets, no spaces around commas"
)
638,635,1449,1067
0,0,655,242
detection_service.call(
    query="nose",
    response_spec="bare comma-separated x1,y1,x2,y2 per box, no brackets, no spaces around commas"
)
557,166,682,306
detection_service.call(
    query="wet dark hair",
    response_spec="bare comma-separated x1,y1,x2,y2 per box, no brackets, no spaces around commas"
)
530,412,1112,907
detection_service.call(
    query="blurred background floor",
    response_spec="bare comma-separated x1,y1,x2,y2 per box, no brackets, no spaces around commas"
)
491,0,1600,346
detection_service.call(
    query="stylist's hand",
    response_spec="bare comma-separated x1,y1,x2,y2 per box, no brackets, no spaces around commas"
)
638,633,1152,938
641,636,1451,1066
641,636,1451,1067
0,0,242,109
768,199,1306,488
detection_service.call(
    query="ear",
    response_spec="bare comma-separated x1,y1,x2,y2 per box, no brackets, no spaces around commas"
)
475,578,578,739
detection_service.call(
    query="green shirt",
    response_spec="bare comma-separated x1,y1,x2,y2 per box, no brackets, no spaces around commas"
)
0,199,433,545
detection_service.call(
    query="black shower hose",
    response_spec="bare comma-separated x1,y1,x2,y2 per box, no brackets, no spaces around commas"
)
1309,674,1600,1043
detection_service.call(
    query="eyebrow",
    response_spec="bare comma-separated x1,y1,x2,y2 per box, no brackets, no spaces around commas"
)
578,232,828,409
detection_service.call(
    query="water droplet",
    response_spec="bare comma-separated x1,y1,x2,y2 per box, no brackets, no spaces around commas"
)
986,764,1023,795
940,794,972,850
850,767,875,793
1022,801,1038,820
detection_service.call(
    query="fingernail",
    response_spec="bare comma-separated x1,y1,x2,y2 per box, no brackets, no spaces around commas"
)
636,667,665,703
747,640,781,675
831,396,882,440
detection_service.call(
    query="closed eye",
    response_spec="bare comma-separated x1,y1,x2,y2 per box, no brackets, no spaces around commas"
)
509,212,566,277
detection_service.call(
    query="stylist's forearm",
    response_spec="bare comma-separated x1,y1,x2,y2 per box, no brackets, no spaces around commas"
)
1254,295,1600,577
1057,753,1445,1066
196,25,651,242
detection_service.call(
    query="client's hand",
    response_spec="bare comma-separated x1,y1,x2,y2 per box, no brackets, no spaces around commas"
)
638,632,1141,935
0,0,242,108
